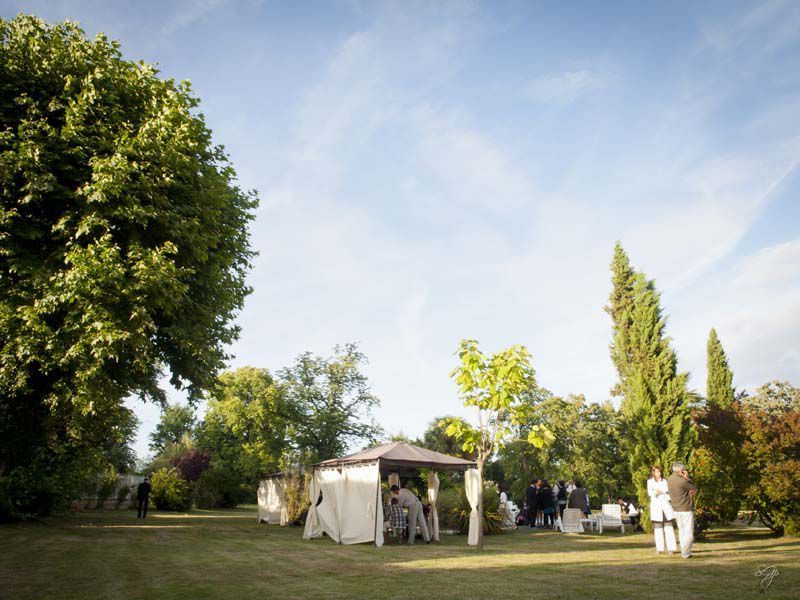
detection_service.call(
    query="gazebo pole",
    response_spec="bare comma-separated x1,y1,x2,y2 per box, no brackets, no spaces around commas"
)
374,459,381,548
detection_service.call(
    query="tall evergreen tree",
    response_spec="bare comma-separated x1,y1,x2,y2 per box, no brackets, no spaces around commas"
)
693,328,742,528
606,247,695,527
706,328,735,409
605,242,637,396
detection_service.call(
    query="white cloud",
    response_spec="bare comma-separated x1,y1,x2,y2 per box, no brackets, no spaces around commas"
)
523,70,607,104
734,239,800,288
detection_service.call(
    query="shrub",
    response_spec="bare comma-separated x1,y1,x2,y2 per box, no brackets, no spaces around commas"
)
95,466,119,509
193,465,245,509
438,483,504,535
115,486,130,509
151,467,192,511
170,448,210,482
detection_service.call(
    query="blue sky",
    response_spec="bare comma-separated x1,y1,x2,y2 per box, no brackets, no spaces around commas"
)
4,0,799,459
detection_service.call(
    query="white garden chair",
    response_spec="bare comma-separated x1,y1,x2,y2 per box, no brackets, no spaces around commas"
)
601,503,625,533
559,508,584,533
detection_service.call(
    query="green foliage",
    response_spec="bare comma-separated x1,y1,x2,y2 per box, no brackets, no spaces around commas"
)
443,339,552,548
150,404,196,454
0,15,256,517
738,384,800,536
115,485,130,509
499,394,633,505
150,467,192,512
419,417,477,460
706,329,735,409
196,367,292,487
192,464,247,509
95,465,119,508
448,484,504,535
693,329,742,530
278,344,382,463
606,245,695,529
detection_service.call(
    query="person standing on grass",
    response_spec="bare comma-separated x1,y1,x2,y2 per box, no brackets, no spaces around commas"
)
525,479,538,529
667,463,698,559
567,480,590,516
136,477,152,519
390,484,430,545
540,480,556,528
554,480,569,518
648,466,677,554
497,483,516,529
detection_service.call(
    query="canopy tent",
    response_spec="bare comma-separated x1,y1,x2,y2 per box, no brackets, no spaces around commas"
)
257,473,288,525
303,442,478,546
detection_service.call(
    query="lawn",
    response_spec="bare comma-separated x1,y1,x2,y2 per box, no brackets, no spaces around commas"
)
2,507,798,600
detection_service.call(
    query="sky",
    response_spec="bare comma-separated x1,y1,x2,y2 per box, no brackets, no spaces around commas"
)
3,0,800,460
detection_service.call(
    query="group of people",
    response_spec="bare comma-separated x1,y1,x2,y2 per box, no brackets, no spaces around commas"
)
499,479,592,529
648,463,698,559
385,484,432,545
497,463,698,559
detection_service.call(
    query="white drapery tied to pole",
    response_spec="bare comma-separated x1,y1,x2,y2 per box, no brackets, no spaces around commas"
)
427,471,440,541
465,468,480,546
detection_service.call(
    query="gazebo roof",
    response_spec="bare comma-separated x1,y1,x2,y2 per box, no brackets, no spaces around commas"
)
313,441,476,472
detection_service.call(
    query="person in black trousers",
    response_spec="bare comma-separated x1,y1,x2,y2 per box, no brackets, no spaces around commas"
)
137,477,152,519
525,480,538,528
541,480,556,528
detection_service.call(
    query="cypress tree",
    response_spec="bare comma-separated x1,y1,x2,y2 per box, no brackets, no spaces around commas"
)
693,328,741,528
605,242,637,396
607,247,695,527
706,328,734,409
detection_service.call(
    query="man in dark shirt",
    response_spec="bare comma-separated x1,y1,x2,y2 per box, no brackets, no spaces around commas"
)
525,480,538,528
667,463,697,558
137,477,152,519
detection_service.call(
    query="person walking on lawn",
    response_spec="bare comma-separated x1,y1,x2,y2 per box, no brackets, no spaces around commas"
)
137,477,152,519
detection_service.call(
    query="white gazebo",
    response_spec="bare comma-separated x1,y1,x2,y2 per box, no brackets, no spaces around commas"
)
302,442,479,547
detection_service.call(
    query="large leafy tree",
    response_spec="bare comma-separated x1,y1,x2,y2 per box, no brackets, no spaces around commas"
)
441,339,552,550
196,368,293,486
278,344,382,464
0,16,256,516
738,383,800,536
606,245,695,528
149,403,196,454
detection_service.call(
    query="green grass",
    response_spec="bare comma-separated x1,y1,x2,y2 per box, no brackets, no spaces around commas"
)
2,507,798,599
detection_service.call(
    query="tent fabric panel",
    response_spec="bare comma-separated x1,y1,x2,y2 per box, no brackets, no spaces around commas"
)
257,478,286,525
465,468,480,546
427,471,440,542
339,463,383,546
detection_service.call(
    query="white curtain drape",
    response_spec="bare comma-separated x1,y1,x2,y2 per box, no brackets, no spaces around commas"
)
257,478,286,525
427,471,440,541
302,463,383,546
465,468,480,546
302,471,322,539
388,472,400,489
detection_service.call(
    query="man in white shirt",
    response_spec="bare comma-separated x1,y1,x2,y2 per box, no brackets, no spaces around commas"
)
391,484,430,545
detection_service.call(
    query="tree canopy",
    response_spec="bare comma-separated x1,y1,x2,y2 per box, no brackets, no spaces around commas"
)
0,15,257,517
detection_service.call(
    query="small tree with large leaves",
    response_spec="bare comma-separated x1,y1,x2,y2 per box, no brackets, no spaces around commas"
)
440,339,552,550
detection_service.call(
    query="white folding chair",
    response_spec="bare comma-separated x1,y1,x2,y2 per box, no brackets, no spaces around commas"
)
560,508,584,533
601,503,625,533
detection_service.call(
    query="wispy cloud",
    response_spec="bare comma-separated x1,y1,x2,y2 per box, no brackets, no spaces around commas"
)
523,69,607,104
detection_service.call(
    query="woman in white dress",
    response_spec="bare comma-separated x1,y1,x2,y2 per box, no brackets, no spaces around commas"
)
647,465,677,554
